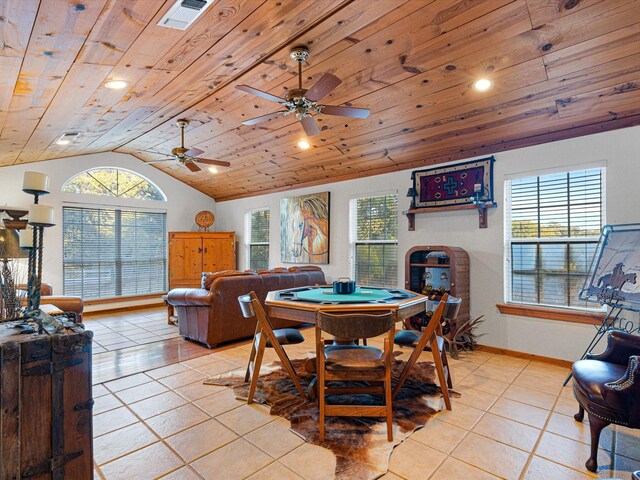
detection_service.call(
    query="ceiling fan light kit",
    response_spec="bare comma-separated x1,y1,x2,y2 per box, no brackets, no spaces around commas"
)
236,47,371,136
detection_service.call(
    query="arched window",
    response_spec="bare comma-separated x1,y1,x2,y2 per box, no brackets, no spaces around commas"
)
62,167,166,201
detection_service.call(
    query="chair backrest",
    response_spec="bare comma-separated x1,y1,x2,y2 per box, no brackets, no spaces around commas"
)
442,296,462,323
316,311,394,339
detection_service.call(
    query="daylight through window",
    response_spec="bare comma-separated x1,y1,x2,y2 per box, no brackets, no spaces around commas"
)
63,206,167,299
350,194,398,288
245,208,270,270
505,168,604,309
63,168,166,201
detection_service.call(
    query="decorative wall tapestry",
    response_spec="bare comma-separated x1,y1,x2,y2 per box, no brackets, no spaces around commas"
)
281,192,330,264
412,156,495,208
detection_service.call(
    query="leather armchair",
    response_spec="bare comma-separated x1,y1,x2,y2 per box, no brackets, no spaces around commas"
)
572,331,640,472
17,283,84,323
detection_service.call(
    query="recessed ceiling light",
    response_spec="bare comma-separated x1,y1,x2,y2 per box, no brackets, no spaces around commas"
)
208,166,218,174
297,140,311,150
473,78,493,92
104,80,129,90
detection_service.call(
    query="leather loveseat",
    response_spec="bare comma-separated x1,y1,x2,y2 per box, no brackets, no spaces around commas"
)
166,266,326,348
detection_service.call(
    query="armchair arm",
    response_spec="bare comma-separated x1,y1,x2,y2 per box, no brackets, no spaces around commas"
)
587,331,640,366
166,288,214,307
42,296,83,314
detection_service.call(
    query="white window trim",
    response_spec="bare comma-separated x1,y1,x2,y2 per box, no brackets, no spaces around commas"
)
503,166,606,312
244,207,270,270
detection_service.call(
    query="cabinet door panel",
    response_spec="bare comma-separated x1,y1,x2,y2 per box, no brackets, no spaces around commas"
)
203,236,235,272
169,237,202,288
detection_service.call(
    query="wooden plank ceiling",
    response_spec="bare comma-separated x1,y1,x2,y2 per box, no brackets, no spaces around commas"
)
2,0,640,201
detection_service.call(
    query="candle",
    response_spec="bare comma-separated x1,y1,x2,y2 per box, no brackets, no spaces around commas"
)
19,229,33,249
28,204,55,226
23,171,50,194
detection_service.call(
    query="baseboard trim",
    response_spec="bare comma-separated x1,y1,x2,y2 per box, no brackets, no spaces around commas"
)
475,344,573,368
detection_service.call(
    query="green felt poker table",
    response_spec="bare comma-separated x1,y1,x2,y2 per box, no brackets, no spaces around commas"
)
265,285,427,324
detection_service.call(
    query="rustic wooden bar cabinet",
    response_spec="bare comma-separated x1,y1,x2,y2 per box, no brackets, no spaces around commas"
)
0,324,93,479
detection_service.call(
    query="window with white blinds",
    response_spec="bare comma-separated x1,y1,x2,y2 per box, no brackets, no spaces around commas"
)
505,168,604,309
63,206,167,298
349,194,398,288
245,208,270,270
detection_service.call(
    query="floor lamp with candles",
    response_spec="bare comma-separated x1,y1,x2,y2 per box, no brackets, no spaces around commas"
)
22,172,55,333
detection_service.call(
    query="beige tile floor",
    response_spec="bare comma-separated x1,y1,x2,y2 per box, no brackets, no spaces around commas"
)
85,308,179,353
92,331,640,480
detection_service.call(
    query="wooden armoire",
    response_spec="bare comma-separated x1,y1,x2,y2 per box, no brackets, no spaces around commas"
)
168,232,236,289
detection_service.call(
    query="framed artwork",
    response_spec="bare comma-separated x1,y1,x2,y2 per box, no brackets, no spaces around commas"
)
280,192,330,264
412,156,495,208
580,223,640,310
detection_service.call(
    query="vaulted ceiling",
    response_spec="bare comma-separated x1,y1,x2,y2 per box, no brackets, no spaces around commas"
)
2,0,640,201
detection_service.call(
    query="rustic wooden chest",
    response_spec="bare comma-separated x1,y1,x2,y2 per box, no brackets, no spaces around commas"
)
0,324,93,480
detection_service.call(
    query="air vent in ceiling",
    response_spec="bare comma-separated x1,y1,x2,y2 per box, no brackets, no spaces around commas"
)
157,0,214,30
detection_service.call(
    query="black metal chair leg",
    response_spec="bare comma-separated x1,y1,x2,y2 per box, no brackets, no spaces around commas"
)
586,413,609,472
574,405,584,422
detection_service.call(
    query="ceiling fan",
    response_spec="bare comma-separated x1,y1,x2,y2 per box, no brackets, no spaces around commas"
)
236,47,371,137
143,119,230,172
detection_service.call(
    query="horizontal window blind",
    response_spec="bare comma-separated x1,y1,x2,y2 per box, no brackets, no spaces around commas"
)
245,208,269,270
507,168,603,309
350,194,398,288
63,206,167,298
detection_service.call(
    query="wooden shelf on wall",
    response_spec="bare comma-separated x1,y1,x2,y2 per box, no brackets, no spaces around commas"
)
406,202,497,231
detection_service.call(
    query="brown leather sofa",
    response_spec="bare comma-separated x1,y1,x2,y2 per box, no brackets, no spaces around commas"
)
166,267,326,348
18,283,84,323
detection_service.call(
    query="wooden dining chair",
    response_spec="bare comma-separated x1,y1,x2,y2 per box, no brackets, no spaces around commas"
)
392,294,460,410
238,292,306,403
315,310,395,442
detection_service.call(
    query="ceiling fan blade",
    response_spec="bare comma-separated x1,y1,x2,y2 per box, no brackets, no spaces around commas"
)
305,73,342,102
184,147,204,157
145,158,175,163
321,105,371,119
300,115,321,137
194,158,231,167
142,149,170,156
184,161,201,172
242,111,286,126
236,85,285,103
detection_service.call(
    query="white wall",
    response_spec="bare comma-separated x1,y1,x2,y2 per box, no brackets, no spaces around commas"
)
215,126,640,361
0,152,216,310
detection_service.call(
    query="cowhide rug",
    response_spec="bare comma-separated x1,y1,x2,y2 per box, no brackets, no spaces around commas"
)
205,357,453,480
